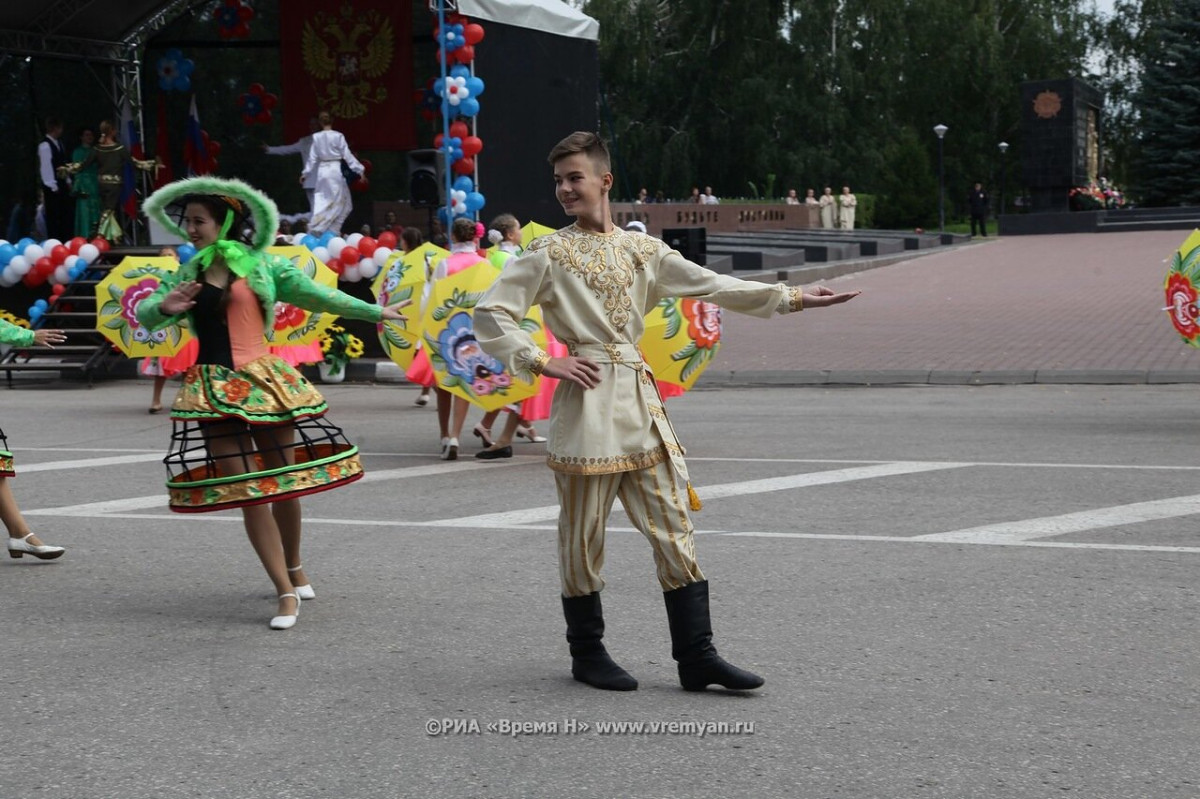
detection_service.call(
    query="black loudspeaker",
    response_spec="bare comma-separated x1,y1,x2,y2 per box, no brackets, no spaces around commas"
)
407,149,443,209
662,227,707,265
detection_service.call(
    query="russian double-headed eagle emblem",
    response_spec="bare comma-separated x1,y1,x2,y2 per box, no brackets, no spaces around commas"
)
302,4,394,119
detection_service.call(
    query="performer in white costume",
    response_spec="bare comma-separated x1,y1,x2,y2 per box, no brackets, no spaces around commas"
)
838,186,858,230
300,112,364,236
818,186,836,229
264,116,320,215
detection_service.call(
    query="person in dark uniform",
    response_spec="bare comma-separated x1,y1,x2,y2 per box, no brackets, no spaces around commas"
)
37,117,73,241
968,182,989,238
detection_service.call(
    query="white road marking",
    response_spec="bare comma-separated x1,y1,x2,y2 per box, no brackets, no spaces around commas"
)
911,494,1200,543
423,462,969,527
723,531,1200,554
16,453,164,472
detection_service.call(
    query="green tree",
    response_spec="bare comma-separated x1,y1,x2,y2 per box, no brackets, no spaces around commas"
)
1131,0,1200,205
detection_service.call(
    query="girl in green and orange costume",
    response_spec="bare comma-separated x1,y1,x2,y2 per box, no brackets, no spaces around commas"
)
138,176,411,630
0,319,68,560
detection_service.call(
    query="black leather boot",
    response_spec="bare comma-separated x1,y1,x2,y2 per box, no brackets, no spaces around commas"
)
561,592,638,691
663,580,764,691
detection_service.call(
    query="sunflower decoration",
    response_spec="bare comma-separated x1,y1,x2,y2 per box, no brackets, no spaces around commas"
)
319,324,365,373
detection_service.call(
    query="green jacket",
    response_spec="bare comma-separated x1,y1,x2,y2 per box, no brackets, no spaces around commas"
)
137,252,382,333
0,319,34,347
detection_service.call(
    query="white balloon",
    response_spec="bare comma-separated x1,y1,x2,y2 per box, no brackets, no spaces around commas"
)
63,255,79,270
341,264,362,282
327,237,347,258
311,246,330,263
42,238,62,251
8,255,30,275
372,247,392,266
358,259,380,280
23,244,44,262
53,265,70,284
78,243,100,264
346,233,363,247
0,267,16,286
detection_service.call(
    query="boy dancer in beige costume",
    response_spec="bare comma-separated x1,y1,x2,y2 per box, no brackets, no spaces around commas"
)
474,132,859,691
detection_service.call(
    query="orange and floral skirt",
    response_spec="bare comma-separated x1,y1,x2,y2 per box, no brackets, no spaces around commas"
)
162,355,363,513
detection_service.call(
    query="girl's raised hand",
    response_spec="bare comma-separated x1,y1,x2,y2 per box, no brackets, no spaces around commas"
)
160,281,203,315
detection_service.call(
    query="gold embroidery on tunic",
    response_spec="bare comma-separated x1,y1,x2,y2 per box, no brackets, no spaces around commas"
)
547,446,668,475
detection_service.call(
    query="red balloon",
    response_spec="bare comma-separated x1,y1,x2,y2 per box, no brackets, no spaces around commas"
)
34,256,53,275
358,237,378,257
22,270,44,287
352,176,370,193
340,246,361,266
359,158,373,176
327,259,344,275
452,157,475,176
51,283,66,296
434,133,444,148
67,236,86,254
449,121,469,140
451,45,475,64
464,23,485,44
377,231,397,249
461,136,483,157
91,237,111,253
50,245,70,265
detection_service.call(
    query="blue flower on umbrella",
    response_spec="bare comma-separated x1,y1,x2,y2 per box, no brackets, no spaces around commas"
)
437,311,510,395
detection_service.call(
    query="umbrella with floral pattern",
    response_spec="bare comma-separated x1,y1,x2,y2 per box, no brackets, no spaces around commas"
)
640,297,722,391
95,256,192,357
422,260,546,412
371,242,446,370
263,246,339,346
1164,229,1200,347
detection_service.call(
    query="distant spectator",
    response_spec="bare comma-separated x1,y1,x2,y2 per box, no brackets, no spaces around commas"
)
653,189,665,204
785,189,800,205
688,186,701,204
804,188,819,208
635,187,648,204
838,186,858,230
702,186,719,205
968,182,988,237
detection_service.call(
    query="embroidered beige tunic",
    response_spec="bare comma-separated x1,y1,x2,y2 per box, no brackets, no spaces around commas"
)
474,224,803,479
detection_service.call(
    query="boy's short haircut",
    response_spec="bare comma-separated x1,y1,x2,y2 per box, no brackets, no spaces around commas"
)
547,131,611,174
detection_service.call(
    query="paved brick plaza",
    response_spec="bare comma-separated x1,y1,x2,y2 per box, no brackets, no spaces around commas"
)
710,229,1199,381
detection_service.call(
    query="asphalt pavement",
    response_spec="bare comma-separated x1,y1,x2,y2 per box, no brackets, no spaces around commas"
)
4,229,1200,799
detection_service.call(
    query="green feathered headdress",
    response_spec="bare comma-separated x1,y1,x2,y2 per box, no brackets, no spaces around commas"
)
143,176,279,253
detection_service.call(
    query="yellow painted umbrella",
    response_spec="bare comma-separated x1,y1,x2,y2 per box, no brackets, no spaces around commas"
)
520,221,556,249
422,260,545,411
262,246,339,346
1164,229,1200,347
95,256,192,357
371,242,446,370
641,297,722,391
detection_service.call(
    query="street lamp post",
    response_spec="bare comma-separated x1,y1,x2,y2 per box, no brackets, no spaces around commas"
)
933,124,948,233
998,141,1009,218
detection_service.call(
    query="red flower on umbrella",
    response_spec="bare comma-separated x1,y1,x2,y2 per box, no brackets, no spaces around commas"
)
1166,274,1200,337
120,278,160,326
273,302,306,331
681,299,721,349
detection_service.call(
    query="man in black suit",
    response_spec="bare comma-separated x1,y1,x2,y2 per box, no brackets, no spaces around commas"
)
968,181,989,238
37,117,73,241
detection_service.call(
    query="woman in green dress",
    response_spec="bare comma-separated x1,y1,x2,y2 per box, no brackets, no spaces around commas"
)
67,120,156,242
71,126,100,238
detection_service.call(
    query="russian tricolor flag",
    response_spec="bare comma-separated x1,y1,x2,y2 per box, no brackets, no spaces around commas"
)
119,99,145,218
183,96,209,176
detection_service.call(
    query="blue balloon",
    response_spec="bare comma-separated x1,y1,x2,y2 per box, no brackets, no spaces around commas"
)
458,98,480,118
466,77,485,97
16,238,33,251
465,192,486,213
0,243,15,265
34,299,48,309
320,231,334,246
449,65,471,80
452,176,474,193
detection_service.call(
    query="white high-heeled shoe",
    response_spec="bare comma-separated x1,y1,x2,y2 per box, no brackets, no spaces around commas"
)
472,424,494,448
441,437,459,460
515,424,547,443
269,593,300,630
7,533,65,560
288,565,315,600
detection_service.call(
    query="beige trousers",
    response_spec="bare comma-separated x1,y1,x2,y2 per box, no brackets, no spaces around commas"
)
554,459,705,597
